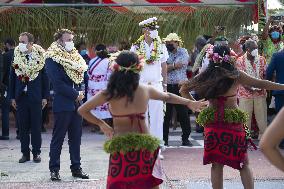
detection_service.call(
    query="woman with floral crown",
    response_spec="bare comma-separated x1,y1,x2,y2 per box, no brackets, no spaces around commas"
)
180,45,284,189
78,51,208,189
130,17,169,159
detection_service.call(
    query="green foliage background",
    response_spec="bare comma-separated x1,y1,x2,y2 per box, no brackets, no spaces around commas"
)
0,7,253,48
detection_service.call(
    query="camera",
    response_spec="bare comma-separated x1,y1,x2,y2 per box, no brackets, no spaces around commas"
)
272,16,282,21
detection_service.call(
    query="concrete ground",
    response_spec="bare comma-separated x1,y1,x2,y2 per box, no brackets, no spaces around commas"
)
0,126,284,189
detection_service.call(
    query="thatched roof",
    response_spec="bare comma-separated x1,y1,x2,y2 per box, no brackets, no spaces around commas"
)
0,1,255,48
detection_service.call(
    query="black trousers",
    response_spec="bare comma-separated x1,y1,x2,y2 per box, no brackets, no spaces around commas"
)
49,111,82,172
163,84,191,143
17,95,42,156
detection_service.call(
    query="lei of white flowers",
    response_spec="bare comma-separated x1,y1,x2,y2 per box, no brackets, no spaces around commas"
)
12,44,45,82
244,53,260,79
44,42,88,84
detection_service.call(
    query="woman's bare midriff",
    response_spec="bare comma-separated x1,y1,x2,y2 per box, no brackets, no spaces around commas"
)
112,118,149,136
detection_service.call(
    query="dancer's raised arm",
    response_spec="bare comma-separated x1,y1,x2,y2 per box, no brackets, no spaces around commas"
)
238,70,284,91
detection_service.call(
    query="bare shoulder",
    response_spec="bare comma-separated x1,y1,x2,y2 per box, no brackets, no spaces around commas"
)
137,84,150,96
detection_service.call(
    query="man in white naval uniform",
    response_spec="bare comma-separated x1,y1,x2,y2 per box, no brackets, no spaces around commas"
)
130,17,169,158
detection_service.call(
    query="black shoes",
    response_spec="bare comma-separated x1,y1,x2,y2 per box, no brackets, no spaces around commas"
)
33,155,41,163
0,136,9,140
50,168,89,181
72,168,89,179
182,140,193,146
19,155,30,163
50,171,61,181
19,154,41,163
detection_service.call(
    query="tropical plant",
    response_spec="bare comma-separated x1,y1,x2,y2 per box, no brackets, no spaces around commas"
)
0,6,253,49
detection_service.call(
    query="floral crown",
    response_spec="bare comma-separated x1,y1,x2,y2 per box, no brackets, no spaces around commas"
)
109,51,144,74
206,45,234,65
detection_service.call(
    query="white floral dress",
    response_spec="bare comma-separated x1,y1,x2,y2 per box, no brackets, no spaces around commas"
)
87,57,112,119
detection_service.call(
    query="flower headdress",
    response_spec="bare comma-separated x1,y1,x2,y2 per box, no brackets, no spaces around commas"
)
109,51,144,74
206,45,235,65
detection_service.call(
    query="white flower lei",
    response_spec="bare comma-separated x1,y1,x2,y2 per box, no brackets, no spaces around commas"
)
134,35,163,64
244,53,260,79
44,42,87,84
12,44,45,82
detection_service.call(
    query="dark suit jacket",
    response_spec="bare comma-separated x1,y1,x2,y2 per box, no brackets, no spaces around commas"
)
10,64,49,103
45,58,81,113
266,50,284,95
2,49,14,99
3,49,14,88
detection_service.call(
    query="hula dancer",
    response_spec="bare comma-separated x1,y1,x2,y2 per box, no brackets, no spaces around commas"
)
78,51,208,189
180,45,284,189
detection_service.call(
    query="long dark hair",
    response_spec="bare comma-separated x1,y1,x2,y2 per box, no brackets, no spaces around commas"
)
95,44,109,59
186,45,239,99
104,51,140,102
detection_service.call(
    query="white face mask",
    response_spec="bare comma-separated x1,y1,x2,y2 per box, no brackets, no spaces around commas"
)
250,49,258,57
149,30,159,39
65,41,74,52
18,43,28,53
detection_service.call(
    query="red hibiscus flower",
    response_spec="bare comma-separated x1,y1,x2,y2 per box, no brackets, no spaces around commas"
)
24,76,30,82
113,64,120,71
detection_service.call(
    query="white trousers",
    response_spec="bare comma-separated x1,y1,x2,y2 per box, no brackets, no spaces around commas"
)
238,96,267,136
144,82,164,142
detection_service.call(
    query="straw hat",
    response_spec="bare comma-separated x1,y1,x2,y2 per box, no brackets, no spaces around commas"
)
163,33,183,45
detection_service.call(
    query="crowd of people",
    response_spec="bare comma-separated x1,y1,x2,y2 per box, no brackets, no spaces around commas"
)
0,16,284,189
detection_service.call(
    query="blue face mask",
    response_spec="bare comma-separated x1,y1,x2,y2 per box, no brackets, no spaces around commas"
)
80,49,88,56
271,31,280,39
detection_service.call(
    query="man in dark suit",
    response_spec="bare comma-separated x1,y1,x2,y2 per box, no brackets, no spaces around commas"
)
266,50,284,149
10,32,49,163
45,29,89,181
0,39,15,140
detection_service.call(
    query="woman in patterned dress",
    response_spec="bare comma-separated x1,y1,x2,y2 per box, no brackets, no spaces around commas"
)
87,44,112,125
180,45,284,189
78,51,208,189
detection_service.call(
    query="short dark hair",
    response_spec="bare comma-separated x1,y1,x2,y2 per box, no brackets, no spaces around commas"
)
19,32,34,43
54,29,74,41
4,38,15,46
244,39,257,51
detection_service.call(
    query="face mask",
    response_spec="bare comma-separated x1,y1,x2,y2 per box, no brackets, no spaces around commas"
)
149,30,159,39
80,49,88,56
65,41,74,52
166,44,175,52
18,43,28,53
250,49,258,57
271,31,280,40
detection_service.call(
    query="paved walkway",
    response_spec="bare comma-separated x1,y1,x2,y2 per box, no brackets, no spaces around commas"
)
0,127,284,189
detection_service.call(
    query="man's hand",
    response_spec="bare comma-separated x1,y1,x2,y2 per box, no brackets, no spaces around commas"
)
42,99,47,109
174,62,183,69
11,99,17,110
76,91,84,102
